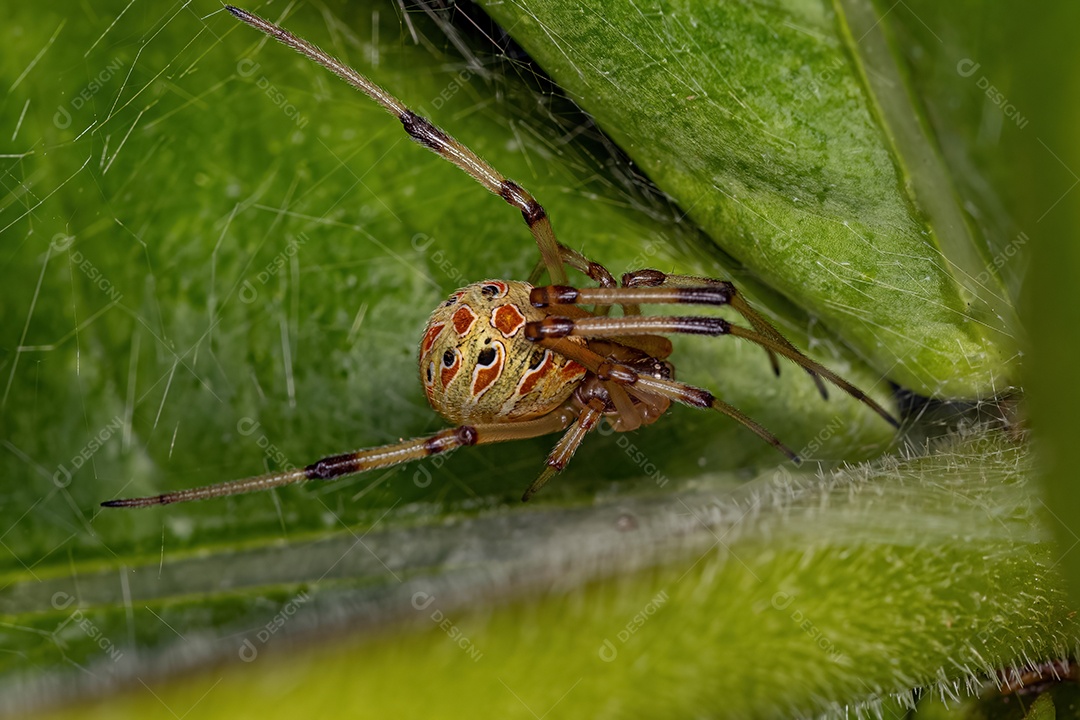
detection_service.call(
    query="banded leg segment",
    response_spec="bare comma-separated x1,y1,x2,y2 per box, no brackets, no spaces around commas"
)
530,283,736,309
631,375,801,463
538,338,800,461
523,399,607,501
527,315,731,340
535,272,827,396
527,313,897,428
527,244,630,317
226,6,568,284
622,269,828,395
531,271,898,427
102,410,577,509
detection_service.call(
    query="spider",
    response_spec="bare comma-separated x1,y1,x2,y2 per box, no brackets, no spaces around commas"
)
101,6,897,509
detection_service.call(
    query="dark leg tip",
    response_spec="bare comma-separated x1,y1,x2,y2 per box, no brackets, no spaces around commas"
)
101,494,167,508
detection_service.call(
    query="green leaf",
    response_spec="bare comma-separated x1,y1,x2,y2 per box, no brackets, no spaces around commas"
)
482,0,1018,398
12,432,1079,719
0,0,1070,718
0,3,895,559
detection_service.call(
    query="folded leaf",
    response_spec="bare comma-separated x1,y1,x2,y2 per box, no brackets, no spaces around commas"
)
482,0,1018,398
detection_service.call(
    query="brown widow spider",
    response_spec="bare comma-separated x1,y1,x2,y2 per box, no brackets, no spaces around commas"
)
101,6,897,509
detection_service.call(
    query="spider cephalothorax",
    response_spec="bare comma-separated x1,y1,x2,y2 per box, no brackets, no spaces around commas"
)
101,7,898,510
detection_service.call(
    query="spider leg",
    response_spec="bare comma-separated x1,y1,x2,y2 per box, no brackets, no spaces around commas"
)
603,381,643,432
527,244,618,289
537,338,802,462
536,272,828,396
622,269,827,396
528,313,898,428
526,244,635,318
523,399,607,501
555,245,619,288
532,277,900,426
102,410,577,509
226,6,568,284
629,374,801,462
532,277,789,378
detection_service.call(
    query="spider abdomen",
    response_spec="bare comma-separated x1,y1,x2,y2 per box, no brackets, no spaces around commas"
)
419,280,587,425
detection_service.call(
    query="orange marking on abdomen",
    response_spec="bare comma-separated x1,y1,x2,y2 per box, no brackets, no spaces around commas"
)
471,341,506,399
452,305,477,336
491,303,526,338
561,360,587,381
421,322,445,357
516,350,554,397
440,352,462,387
482,280,508,297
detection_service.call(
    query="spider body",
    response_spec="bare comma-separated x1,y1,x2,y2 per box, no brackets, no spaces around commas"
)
419,280,587,424
420,280,676,432
100,7,898,510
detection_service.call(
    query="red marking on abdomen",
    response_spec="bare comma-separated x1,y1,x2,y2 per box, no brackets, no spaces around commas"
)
421,322,445,357
491,304,526,338
516,350,554,397
440,351,462,387
471,341,506,399
452,305,477,336
482,280,508,297
561,360,587,381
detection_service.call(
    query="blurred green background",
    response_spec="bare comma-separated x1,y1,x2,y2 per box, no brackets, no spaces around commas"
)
0,1,1076,718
